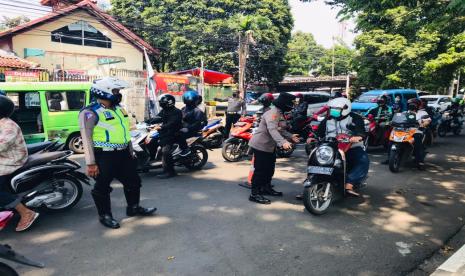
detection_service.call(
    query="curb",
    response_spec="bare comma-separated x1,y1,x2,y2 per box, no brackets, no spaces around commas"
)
431,244,465,275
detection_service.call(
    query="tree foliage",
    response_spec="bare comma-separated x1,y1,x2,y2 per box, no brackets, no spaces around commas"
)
300,0,465,92
110,0,293,86
0,16,30,31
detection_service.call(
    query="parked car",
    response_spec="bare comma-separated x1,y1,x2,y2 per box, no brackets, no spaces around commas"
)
0,82,92,153
351,89,419,114
420,95,452,112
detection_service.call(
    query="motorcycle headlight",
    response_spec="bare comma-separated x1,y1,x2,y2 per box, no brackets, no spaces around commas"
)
315,146,334,165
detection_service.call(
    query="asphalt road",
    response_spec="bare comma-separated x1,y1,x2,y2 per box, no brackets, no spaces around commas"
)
2,135,465,276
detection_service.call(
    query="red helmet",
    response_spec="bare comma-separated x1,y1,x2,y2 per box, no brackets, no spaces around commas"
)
258,93,275,108
295,93,303,99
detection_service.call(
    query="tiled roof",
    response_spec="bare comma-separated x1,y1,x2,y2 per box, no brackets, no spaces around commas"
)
0,0,158,55
0,53,37,69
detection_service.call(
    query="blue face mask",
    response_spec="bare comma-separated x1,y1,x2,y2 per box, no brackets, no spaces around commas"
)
330,108,342,118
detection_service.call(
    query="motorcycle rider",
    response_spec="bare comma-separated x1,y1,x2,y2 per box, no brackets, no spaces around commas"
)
248,93,300,204
406,98,431,170
215,91,246,138
0,95,40,232
79,77,156,229
146,94,183,179
177,91,207,157
311,91,343,119
257,93,274,114
446,98,463,127
316,97,370,197
366,95,393,145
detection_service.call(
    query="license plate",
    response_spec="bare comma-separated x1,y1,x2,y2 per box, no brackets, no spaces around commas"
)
307,166,334,175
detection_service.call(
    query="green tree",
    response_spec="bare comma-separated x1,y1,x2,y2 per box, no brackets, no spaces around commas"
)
110,0,293,86
0,16,30,31
319,42,354,76
285,32,325,76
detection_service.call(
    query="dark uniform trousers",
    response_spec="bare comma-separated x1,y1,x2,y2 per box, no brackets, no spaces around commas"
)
92,148,141,216
224,113,241,138
161,144,175,173
250,148,276,195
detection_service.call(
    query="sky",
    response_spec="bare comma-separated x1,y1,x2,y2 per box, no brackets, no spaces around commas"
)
1,0,356,48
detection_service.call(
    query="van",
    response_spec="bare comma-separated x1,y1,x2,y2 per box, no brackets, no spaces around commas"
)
0,82,92,153
351,89,419,114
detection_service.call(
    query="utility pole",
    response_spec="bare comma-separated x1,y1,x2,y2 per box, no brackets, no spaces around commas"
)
456,71,461,97
238,31,255,99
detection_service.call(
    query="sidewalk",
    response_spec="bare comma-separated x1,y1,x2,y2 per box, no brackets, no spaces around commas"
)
431,244,465,276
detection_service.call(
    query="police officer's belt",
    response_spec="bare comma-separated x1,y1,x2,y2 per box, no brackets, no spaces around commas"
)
95,146,128,152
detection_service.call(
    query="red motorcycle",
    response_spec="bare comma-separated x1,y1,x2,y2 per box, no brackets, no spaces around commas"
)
0,211,44,275
365,114,392,149
221,116,295,162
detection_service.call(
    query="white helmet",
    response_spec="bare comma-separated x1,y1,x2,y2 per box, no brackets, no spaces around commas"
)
91,77,129,102
328,97,352,117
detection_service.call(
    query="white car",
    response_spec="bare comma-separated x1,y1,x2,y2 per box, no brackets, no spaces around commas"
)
420,95,452,112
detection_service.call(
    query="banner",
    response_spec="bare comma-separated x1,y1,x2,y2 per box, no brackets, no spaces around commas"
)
4,71,40,82
144,48,159,118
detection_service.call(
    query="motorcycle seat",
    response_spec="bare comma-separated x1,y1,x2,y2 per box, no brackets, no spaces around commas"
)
27,141,53,155
22,151,70,170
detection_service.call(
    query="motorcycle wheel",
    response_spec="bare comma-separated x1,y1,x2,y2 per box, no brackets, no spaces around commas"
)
453,127,462,136
222,140,244,162
303,182,333,215
184,145,208,170
277,147,294,158
0,263,18,276
438,125,447,137
389,150,402,173
40,175,83,212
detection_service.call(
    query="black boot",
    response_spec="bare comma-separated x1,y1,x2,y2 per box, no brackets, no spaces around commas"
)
262,187,283,197
99,214,120,229
127,205,157,217
249,194,271,204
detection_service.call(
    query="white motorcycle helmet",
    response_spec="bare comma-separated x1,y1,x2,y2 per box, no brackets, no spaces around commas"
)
91,77,129,104
328,97,352,118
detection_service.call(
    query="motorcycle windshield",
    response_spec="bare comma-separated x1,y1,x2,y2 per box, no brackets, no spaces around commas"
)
391,112,417,127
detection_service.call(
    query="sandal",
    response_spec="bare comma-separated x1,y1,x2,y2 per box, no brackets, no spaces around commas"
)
345,183,361,197
16,212,40,232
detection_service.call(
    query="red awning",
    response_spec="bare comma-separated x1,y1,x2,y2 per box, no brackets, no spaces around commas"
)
171,68,232,84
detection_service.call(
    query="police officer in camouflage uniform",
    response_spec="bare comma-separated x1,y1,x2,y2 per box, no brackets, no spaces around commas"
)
79,78,156,229
248,93,300,204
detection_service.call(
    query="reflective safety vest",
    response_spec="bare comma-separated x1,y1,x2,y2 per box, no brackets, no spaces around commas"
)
86,103,130,149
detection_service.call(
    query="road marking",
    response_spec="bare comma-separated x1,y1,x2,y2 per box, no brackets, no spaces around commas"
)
396,242,412,256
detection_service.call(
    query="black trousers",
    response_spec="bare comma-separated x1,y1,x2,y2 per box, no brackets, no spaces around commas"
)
0,175,20,209
161,144,175,173
224,113,241,138
92,149,142,216
413,133,425,163
250,148,276,195
175,131,196,150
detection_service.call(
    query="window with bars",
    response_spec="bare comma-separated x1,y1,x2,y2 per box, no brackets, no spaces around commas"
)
51,20,112,48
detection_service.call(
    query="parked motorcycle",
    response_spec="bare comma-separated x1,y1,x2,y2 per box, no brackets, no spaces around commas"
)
6,151,90,212
437,111,463,137
0,211,44,276
364,114,392,149
131,123,208,172
303,133,364,215
221,116,293,162
27,140,65,155
388,112,425,173
200,118,224,149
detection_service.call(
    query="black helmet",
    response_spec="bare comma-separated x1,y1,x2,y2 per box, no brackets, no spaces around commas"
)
258,93,274,108
330,91,343,99
0,95,15,119
407,98,421,111
273,92,296,112
159,94,176,109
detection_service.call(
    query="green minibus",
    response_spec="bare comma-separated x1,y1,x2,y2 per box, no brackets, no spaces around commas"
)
0,82,92,153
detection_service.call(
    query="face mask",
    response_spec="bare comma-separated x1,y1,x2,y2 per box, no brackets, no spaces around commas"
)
330,108,342,118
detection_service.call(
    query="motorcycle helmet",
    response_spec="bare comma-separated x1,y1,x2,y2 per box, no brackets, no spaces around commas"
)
328,97,351,118
182,90,200,107
0,90,5,96
197,95,203,106
0,95,15,119
272,92,296,112
407,98,421,111
257,93,274,108
377,95,388,106
91,77,129,105
420,98,428,109
159,94,176,109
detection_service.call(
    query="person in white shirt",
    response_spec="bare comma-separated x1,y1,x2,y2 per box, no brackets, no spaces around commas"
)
408,98,431,170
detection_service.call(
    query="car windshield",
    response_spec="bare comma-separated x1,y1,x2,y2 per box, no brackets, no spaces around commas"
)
423,97,438,103
354,94,378,103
